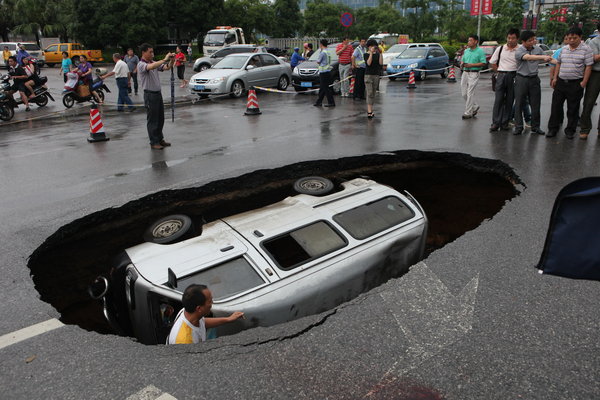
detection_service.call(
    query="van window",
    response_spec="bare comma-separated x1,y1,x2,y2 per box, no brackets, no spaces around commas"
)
60,45,68,52
1,44,16,51
263,221,347,270
46,45,58,52
333,196,415,240
175,257,265,301
23,44,40,51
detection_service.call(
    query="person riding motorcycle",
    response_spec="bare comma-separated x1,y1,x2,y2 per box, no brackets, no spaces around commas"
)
21,57,45,99
74,55,101,103
15,43,31,66
5,56,32,111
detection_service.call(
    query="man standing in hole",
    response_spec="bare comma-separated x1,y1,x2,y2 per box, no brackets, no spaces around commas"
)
138,43,175,150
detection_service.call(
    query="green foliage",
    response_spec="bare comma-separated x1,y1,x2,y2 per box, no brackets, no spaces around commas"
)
436,1,478,42
354,4,405,39
223,0,275,41
272,0,303,38
480,0,524,41
303,0,351,37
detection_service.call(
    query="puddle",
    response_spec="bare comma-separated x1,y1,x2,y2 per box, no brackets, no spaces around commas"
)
28,150,520,339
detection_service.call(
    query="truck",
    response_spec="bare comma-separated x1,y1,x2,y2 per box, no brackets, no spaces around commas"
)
203,26,246,56
43,43,104,67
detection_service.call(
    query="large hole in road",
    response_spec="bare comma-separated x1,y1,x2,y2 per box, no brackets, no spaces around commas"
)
28,150,520,340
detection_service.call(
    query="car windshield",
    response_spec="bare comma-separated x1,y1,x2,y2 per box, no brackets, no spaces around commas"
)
399,48,427,59
204,32,226,46
386,44,408,54
308,47,339,62
22,44,40,51
213,55,248,69
482,47,496,55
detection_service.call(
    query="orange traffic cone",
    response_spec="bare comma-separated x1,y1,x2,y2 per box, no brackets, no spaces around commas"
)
349,77,355,95
244,87,261,115
447,66,457,83
407,70,416,89
87,103,109,142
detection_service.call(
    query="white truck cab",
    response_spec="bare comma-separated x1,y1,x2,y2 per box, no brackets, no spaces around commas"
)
203,26,246,55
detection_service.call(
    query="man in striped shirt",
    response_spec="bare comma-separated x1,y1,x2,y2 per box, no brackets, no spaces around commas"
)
336,37,355,97
547,27,594,139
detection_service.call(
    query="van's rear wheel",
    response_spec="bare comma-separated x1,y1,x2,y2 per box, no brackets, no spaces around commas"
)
143,214,196,244
293,176,334,196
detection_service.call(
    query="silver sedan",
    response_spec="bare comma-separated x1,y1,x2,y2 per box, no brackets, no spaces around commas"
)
189,52,292,99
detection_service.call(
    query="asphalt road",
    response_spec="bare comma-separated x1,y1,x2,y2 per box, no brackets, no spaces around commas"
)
1,66,599,399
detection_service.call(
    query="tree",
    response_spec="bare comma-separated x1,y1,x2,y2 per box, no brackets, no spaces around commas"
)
168,0,224,43
537,9,569,45
44,0,77,42
401,0,442,40
436,0,478,42
303,0,351,38
0,0,17,41
480,0,523,41
354,4,405,39
12,0,51,45
271,0,303,38
222,0,275,40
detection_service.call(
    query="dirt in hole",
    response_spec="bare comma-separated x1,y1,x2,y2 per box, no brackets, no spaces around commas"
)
28,150,520,337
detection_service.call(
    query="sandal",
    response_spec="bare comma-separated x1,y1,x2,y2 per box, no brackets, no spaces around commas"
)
367,112,374,119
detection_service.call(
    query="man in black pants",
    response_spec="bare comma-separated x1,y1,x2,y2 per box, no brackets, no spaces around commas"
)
138,43,175,150
314,39,335,107
352,38,367,100
489,28,519,132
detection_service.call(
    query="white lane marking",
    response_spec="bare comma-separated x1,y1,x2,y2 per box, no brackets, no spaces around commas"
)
126,385,178,400
0,318,64,351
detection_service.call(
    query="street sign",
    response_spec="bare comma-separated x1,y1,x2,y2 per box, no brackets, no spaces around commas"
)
470,0,492,15
340,12,353,28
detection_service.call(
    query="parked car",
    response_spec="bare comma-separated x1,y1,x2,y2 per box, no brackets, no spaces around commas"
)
291,43,348,93
386,46,450,81
0,42,45,68
89,177,428,345
480,41,498,69
189,52,292,99
383,43,442,66
43,42,103,67
193,44,260,72
538,43,554,57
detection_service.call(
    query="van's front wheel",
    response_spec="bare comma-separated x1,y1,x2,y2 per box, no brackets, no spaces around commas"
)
143,215,196,244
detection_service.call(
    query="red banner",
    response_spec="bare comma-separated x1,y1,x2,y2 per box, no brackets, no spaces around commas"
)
471,0,492,15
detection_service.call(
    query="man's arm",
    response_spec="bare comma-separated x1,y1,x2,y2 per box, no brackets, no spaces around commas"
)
489,47,501,72
204,311,244,329
551,63,560,88
335,44,346,56
146,53,174,71
581,65,592,88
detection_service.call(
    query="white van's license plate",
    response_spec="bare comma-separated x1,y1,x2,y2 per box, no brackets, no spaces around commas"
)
301,82,312,87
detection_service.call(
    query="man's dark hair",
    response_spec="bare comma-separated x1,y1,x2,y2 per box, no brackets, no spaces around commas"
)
127,48,133,52
520,30,535,42
8,56,16,62
182,284,208,313
140,43,153,53
567,26,583,37
320,39,328,47
307,43,313,49
507,28,520,37
468,34,479,43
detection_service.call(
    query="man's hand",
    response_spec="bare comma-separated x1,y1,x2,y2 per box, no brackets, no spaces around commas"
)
542,55,552,63
580,81,587,88
551,78,557,89
164,52,174,62
227,311,244,322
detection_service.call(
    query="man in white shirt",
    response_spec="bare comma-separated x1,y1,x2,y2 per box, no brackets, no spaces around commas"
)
490,28,520,132
101,53,134,112
167,284,244,344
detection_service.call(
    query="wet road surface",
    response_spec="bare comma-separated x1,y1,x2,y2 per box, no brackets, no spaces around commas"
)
1,67,600,399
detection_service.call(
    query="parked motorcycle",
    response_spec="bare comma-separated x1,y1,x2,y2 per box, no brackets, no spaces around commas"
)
0,74,55,121
62,71,110,108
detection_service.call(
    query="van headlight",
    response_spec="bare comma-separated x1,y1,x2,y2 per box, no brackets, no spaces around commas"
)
293,66,299,74
408,63,419,69
208,77,225,84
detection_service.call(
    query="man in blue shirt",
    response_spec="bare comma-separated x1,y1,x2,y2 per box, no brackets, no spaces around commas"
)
15,43,30,66
290,47,304,69
313,39,335,107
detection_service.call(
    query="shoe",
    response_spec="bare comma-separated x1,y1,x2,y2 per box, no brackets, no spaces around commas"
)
324,104,335,107
313,103,322,107
565,132,575,140
159,140,171,147
472,105,480,116
135,92,138,95
367,112,374,119
524,121,532,128
545,130,557,138
489,124,500,132
579,132,589,140
462,114,473,119
531,129,545,135
500,125,510,131
25,106,30,111
150,144,164,150
508,119,515,126
513,128,523,135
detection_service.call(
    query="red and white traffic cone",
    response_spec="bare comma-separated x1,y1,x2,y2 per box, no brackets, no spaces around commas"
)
87,103,109,142
349,77,355,95
244,87,261,115
447,66,457,83
407,70,416,89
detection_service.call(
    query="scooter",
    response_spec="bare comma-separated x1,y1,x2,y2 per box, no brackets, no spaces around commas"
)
62,71,110,108
0,74,55,121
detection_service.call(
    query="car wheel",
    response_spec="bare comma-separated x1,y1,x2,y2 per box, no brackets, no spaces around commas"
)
277,75,289,91
388,77,396,81
199,64,210,72
97,90,105,103
293,176,334,196
143,214,196,245
230,80,245,98
0,105,14,121
418,69,427,81
441,66,448,79
35,93,49,107
62,93,75,108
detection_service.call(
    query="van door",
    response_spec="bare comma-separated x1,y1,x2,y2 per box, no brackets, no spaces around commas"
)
45,44,60,64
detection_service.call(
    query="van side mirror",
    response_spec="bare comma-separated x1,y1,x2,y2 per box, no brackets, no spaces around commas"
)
246,65,255,70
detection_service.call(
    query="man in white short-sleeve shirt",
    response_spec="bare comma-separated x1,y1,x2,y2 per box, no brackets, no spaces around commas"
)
489,28,520,132
101,53,134,112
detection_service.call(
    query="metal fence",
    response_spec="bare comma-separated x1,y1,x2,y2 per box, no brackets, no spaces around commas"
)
264,37,339,52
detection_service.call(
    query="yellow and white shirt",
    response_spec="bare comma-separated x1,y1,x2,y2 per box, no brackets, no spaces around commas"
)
167,309,206,344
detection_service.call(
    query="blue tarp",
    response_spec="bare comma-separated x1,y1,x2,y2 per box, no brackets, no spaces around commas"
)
536,177,600,280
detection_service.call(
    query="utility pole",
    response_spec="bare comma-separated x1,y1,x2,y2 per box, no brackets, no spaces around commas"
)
476,0,483,39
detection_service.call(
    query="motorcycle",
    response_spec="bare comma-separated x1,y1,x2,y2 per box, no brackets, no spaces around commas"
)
62,71,110,108
0,74,55,122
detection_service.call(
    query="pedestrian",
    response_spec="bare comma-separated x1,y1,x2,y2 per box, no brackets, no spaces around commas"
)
352,38,367,100
124,48,139,95
365,38,383,118
336,37,354,97
187,42,193,66
513,30,553,135
305,43,314,58
550,35,569,86
579,22,600,139
460,35,487,120
313,39,335,108
60,51,72,83
547,27,593,139
100,53,134,112
166,284,244,344
290,47,305,69
138,43,175,150
175,46,188,88
6,56,31,111
15,43,30,66
3,46,10,70
490,28,520,132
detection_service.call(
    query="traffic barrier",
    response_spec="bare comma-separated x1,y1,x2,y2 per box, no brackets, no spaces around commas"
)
87,103,109,143
244,87,261,115
447,66,457,82
349,77,355,94
407,70,416,89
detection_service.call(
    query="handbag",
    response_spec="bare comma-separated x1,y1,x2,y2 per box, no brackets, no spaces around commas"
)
491,45,503,92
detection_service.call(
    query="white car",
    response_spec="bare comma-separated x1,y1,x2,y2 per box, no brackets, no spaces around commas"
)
90,177,428,345
383,43,442,66
0,42,45,65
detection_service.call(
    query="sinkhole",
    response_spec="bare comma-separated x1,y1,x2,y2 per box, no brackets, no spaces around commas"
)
28,150,520,344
